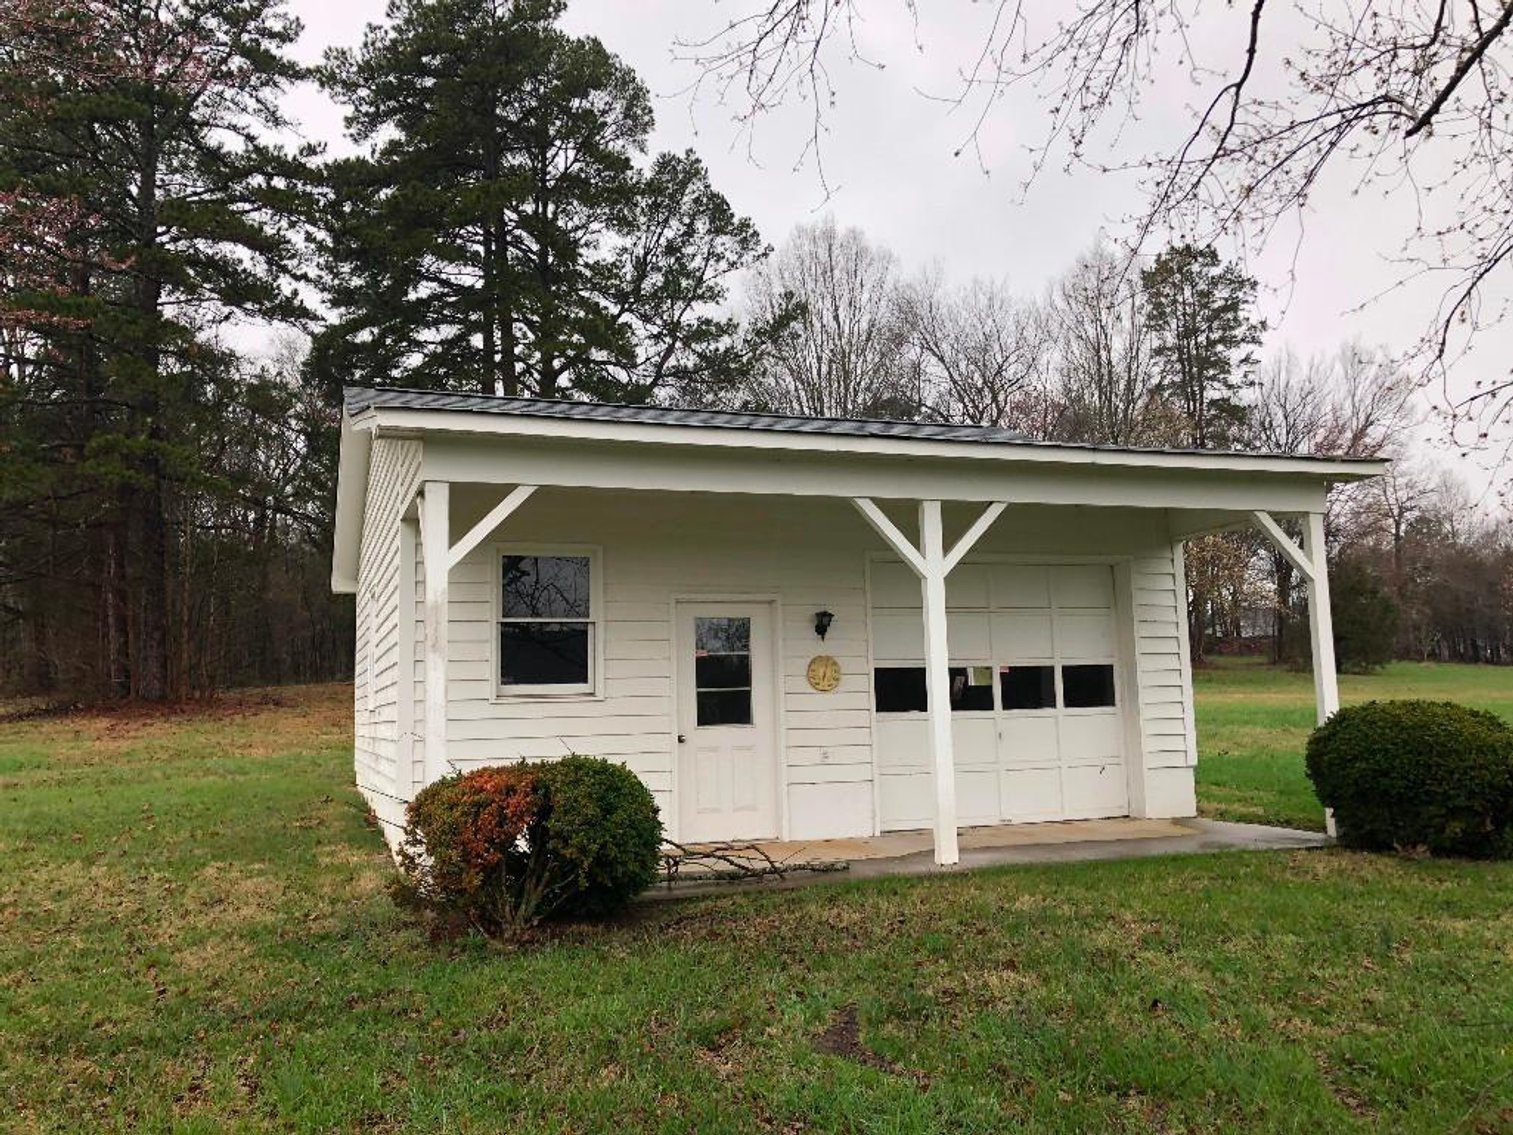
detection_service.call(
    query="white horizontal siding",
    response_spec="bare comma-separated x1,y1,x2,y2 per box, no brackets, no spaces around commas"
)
1131,546,1198,781
353,437,422,839
426,490,876,839
381,486,1202,841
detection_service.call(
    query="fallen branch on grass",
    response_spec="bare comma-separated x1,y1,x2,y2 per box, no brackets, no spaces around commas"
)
660,839,849,887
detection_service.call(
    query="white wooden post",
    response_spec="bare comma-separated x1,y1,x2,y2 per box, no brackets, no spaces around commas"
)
852,497,1006,866
1303,510,1340,837
420,480,450,782
918,500,960,867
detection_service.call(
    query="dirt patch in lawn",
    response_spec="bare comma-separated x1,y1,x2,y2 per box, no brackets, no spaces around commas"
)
816,1004,931,1088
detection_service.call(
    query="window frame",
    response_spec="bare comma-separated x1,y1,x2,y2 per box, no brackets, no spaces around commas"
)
693,615,757,727
492,543,604,700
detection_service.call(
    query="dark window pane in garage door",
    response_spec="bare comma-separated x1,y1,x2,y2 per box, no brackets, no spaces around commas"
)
874,667,927,712
1062,664,1116,707
949,666,994,711
1000,665,1055,710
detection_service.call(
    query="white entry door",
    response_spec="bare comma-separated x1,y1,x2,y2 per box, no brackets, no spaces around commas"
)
675,603,779,843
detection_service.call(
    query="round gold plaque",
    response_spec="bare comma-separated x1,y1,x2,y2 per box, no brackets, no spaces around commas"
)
806,654,842,692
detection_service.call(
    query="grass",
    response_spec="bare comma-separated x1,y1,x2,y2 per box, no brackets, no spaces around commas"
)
0,674,1510,1132
1196,659,1513,831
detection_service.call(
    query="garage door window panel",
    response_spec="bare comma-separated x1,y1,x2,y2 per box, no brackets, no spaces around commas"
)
1062,663,1117,708
873,664,996,713
1000,664,1056,710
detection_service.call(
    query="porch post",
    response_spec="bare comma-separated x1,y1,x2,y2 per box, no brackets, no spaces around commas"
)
852,497,1006,867
1302,510,1340,836
918,500,960,867
420,480,450,781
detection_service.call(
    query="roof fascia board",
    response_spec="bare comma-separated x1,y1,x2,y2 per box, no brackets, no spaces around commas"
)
420,435,1331,515
368,405,1386,482
330,416,372,593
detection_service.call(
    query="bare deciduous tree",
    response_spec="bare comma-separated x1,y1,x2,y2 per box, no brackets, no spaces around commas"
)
1319,345,1419,459
1249,343,1419,658
1049,246,1164,446
679,2,1513,447
741,216,920,417
1251,350,1329,455
902,273,1052,431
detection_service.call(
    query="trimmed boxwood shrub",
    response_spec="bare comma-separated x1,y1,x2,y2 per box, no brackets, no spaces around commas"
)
394,756,662,937
1305,700,1513,859
531,754,664,919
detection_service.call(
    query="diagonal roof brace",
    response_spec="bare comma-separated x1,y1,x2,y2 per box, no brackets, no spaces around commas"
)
1251,510,1316,582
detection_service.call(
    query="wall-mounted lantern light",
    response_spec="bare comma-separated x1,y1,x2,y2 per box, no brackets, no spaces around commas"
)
814,609,835,641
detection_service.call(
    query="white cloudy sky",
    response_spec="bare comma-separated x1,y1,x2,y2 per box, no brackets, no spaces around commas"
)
284,0,1508,483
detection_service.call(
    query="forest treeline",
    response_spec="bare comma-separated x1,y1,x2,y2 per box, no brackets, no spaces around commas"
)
1,0,1508,701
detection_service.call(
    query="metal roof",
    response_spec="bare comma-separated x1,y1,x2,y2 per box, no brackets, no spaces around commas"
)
342,384,1390,470
343,385,1030,445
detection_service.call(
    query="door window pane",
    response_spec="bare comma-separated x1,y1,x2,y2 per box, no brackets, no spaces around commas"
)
695,617,750,653
695,652,751,689
1000,665,1055,710
502,555,591,618
1062,664,1116,707
697,689,752,726
501,622,590,686
694,616,752,726
949,666,995,711
874,666,927,713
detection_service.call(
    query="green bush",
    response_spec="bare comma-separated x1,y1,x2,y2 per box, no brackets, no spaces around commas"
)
532,754,664,919
393,756,662,938
1305,700,1513,859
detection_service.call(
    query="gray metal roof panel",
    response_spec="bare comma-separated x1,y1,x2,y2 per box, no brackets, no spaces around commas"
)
342,384,1385,468
343,385,1030,445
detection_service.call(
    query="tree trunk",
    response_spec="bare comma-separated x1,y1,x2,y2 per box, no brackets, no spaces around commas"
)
1187,584,1207,666
1272,554,1293,665
126,106,173,700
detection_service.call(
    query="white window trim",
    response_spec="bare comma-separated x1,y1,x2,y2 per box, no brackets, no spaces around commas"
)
491,542,605,701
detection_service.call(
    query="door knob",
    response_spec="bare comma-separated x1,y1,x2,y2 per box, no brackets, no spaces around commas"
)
677,734,687,744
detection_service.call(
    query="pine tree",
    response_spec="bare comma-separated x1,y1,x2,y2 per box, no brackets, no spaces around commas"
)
1141,244,1265,450
315,0,769,404
0,0,313,699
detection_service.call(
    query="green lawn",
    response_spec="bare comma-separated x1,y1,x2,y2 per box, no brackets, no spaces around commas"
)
1,676,1511,1133
1196,659,1513,831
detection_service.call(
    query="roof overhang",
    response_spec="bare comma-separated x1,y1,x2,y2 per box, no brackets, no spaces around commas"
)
350,402,1388,481
331,413,373,594
330,400,1387,595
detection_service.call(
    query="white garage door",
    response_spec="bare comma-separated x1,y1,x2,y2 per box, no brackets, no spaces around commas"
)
870,561,1129,830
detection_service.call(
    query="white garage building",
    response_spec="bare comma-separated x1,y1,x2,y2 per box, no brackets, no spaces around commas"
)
331,387,1383,864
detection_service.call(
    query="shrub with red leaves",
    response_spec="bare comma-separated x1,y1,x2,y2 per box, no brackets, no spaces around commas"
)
393,757,661,938
394,765,542,936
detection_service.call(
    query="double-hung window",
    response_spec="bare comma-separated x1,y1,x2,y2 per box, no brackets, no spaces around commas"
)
498,550,599,695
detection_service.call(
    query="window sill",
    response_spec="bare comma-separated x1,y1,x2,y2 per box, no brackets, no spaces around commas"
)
490,688,605,704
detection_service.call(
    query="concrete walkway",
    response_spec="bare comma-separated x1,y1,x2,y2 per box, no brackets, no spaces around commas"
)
657,817,1328,898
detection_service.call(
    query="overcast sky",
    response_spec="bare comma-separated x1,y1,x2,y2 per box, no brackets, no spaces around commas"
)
285,0,1508,485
